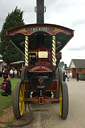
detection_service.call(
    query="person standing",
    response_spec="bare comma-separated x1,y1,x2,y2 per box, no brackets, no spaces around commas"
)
1,69,12,96
70,71,72,79
10,69,13,79
67,73,69,81
76,72,79,81
14,69,17,79
63,72,67,81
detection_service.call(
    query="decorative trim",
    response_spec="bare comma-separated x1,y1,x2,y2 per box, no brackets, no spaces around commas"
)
52,36,56,66
25,36,29,66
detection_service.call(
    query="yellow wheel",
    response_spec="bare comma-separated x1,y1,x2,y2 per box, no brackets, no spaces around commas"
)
19,83,25,116
59,82,69,119
13,82,25,119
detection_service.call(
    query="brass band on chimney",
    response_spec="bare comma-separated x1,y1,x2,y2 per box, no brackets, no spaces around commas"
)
52,36,56,66
25,36,29,67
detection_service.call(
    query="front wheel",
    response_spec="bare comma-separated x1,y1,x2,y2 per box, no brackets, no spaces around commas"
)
59,82,69,119
21,67,25,82
13,82,25,119
54,67,63,99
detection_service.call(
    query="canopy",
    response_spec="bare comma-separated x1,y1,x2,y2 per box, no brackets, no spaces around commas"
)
6,23,74,54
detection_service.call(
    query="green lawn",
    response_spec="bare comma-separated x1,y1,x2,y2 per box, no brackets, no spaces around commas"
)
0,77,20,115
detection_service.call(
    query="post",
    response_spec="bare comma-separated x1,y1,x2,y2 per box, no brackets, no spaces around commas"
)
52,36,56,66
36,0,45,24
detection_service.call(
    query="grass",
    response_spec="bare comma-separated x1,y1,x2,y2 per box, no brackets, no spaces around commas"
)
0,77,20,115
5,118,16,127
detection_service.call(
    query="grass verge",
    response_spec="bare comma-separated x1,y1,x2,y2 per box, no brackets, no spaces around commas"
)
0,77,20,115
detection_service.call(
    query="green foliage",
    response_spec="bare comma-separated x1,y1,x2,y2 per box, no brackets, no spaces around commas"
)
79,72,85,80
0,56,2,60
0,7,25,64
58,61,67,68
5,118,15,127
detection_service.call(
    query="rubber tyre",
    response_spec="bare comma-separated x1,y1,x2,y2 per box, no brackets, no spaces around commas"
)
13,82,25,119
54,67,63,98
59,82,69,119
21,67,25,82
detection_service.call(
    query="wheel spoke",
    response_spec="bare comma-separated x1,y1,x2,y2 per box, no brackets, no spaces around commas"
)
19,83,25,116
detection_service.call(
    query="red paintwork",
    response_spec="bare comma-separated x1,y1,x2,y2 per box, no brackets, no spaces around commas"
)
47,80,58,91
29,48,53,72
29,66,52,72
35,48,52,67
39,97,44,104
6,23,74,37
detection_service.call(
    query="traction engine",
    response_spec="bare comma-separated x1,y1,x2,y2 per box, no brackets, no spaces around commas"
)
6,0,74,120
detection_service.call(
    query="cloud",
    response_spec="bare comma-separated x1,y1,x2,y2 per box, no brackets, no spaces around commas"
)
0,0,85,66
61,48,85,66
0,0,35,30
45,0,85,29
68,46,85,51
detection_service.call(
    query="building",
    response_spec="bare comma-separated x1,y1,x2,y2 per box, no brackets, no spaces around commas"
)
69,59,85,78
10,61,25,68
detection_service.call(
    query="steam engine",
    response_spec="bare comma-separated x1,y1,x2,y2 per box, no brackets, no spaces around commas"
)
22,34,61,99
6,0,74,119
7,23,73,119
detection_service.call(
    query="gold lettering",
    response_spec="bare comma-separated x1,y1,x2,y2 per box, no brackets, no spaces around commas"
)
54,28,64,33
17,28,26,33
29,66,52,72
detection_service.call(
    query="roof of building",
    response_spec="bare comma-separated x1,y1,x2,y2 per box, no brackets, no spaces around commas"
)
69,59,85,68
0,60,3,63
10,61,24,65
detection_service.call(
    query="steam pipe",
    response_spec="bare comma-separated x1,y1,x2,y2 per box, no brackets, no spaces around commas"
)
36,0,45,24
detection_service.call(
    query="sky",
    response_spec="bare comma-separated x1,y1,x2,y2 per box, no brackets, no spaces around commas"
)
0,0,85,66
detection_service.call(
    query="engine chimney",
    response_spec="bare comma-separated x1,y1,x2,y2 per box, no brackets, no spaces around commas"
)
35,0,46,24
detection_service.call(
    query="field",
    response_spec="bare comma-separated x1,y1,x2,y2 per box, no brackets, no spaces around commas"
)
0,77,20,115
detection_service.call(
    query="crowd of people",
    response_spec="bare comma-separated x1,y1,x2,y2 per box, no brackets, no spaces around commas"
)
63,71,71,81
2,68,21,79
63,71,80,81
0,68,20,97
7,68,18,79
0,69,12,96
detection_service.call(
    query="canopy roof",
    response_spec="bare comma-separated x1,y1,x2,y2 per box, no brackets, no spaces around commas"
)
6,23,74,54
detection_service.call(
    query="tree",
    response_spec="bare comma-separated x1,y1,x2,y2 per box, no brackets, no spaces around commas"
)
58,61,67,68
0,7,25,65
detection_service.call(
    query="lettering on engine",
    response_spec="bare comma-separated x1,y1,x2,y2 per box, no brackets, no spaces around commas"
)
32,27,49,32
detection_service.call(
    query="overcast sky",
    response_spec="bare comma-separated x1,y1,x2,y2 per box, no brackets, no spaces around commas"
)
0,0,85,66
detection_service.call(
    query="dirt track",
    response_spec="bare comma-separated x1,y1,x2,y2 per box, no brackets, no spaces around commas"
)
0,79,85,128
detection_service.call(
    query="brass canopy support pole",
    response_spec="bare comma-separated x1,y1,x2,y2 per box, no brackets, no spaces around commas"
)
52,36,56,66
25,36,29,67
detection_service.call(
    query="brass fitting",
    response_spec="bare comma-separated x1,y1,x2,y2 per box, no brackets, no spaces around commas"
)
52,36,56,66
25,36,29,67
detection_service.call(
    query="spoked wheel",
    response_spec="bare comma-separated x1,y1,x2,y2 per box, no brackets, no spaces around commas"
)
13,82,25,119
59,82,69,119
